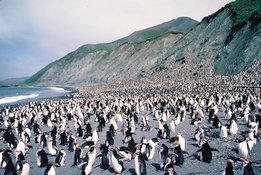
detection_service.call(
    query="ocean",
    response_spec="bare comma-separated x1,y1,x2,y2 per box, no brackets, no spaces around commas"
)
0,86,70,106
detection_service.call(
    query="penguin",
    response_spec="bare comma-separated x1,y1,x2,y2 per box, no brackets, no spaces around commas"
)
242,161,255,175
134,151,146,175
36,147,48,167
15,151,25,171
59,130,68,146
116,146,133,162
159,144,171,170
170,119,176,133
220,125,228,141
68,133,76,152
108,148,124,175
97,144,110,170
229,119,238,136
212,115,221,128
73,143,83,166
15,140,28,157
173,142,186,167
195,142,218,163
194,126,204,142
4,158,17,175
81,146,96,175
238,134,256,161
55,149,66,167
177,133,185,151
91,129,99,144
146,138,159,160
140,137,148,154
222,159,234,175
47,137,58,156
21,130,30,143
126,136,137,154
164,157,176,175
81,141,95,149
0,149,12,168
162,124,170,139
76,122,83,137
20,160,30,175
44,163,56,175
105,131,114,146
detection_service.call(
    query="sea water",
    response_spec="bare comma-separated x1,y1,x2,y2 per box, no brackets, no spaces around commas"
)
0,86,70,106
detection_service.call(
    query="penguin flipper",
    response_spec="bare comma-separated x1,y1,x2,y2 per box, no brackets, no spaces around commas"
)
210,148,219,152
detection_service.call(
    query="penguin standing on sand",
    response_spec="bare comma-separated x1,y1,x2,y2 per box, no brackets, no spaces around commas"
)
220,125,228,141
36,147,48,167
0,149,12,168
229,119,238,136
97,144,110,170
59,130,68,146
238,133,256,161
146,138,159,160
108,148,124,175
82,146,96,175
20,160,30,175
44,163,56,175
4,158,17,175
159,144,170,170
47,137,58,156
171,137,188,167
116,146,133,162
73,143,83,166
195,142,218,163
164,157,176,175
222,159,234,175
55,149,66,167
242,161,255,175
134,150,146,175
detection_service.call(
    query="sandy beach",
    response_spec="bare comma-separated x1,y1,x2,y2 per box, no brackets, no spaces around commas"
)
0,88,261,175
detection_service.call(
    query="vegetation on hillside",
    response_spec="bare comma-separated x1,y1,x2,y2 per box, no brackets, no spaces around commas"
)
229,0,261,26
225,0,261,44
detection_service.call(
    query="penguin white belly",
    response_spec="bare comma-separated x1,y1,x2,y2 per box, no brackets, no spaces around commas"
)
179,136,185,151
220,126,228,139
134,155,141,175
21,163,30,175
84,163,92,175
48,143,57,155
48,166,56,175
16,142,26,155
229,123,238,135
238,141,248,159
36,155,41,167
119,151,130,161
111,154,122,173
148,147,155,160
47,119,53,128
175,115,180,126
92,131,99,143
170,121,175,133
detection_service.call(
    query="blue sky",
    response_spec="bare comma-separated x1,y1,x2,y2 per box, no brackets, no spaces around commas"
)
0,0,233,80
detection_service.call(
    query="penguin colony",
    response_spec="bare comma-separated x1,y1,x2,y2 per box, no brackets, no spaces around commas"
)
0,89,261,175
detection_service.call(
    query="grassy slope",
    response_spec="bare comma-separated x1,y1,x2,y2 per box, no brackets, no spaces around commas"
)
26,17,198,84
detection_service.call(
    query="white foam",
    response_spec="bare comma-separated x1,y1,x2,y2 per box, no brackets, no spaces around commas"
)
47,87,69,93
0,93,39,105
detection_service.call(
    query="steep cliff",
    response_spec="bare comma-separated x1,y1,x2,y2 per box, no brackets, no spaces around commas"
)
26,17,198,85
26,0,261,86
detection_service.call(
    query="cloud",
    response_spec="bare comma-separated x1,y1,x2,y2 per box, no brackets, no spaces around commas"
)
0,0,233,80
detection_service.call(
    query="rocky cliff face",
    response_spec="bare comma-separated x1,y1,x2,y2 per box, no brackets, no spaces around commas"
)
26,0,261,86
26,17,198,86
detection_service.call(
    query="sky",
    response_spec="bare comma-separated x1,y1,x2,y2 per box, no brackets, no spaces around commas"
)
0,0,233,80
